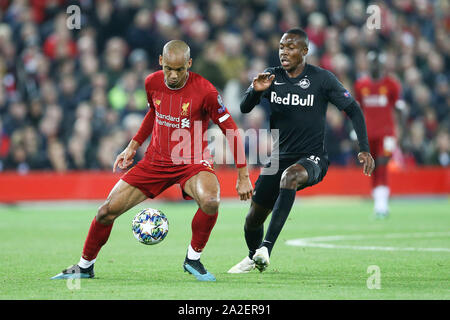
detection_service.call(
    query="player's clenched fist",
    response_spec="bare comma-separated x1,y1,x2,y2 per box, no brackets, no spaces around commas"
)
252,72,275,92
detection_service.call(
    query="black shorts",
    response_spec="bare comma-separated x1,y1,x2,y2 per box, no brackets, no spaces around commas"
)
252,154,329,210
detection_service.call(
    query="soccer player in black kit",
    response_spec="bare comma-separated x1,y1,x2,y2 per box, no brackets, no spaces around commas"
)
228,28,375,273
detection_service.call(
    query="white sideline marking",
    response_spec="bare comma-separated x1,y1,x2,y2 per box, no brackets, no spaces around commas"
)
286,232,450,252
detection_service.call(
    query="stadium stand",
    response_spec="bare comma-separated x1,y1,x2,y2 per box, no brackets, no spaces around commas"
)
0,0,448,174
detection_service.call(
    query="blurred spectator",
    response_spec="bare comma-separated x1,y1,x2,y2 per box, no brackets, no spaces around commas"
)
59,73,78,112
103,37,128,89
405,120,431,165
0,0,447,172
3,100,27,135
192,42,227,90
129,48,151,83
217,32,247,82
108,71,147,115
428,128,449,167
207,1,229,36
47,138,68,172
254,11,276,40
126,8,164,68
67,101,93,170
0,117,9,170
43,12,78,60
325,107,354,166
433,75,449,122
223,69,252,119
305,12,327,49
97,129,127,170
39,103,63,142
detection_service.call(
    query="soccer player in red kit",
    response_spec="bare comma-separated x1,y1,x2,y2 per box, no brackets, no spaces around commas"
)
354,51,402,218
51,40,253,282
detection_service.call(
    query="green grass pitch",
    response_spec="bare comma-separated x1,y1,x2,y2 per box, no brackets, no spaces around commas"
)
0,197,449,300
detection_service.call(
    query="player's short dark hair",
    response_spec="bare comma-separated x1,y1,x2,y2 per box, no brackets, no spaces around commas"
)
285,28,309,45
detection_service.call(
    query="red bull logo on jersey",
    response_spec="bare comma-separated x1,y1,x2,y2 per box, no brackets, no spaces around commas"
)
270,92,315,107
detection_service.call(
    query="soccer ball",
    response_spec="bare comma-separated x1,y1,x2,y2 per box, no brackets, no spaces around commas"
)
132,208,169,245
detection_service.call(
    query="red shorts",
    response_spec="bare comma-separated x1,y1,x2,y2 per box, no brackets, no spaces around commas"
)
121,159,216,200
369,136,396,159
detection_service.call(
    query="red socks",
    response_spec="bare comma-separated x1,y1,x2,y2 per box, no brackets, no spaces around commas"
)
82,217,113,261
190,208,218,253
81,209,217,261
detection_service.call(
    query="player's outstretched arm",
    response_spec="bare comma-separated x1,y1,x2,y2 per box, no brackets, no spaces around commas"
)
325,69,375,176
113,140,139,172
343,101,375,176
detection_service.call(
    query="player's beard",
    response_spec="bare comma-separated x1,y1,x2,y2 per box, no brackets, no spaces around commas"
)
166,79,179,88
166,73,188,89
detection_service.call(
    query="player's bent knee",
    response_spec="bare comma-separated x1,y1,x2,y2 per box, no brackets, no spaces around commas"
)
280,166,308,189
96,202,118,225
199,196,220,215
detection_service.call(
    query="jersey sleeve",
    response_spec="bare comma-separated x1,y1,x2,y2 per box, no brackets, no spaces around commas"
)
203,89,231,125
343,101,370,153
203,89,247,168
240,67,273,113
132,104,155,145
132,76,155,145
143,74,153,105
240,85,264,113
323,70,356,110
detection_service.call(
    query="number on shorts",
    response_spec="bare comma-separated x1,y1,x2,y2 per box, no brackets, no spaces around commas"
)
307,155,320,165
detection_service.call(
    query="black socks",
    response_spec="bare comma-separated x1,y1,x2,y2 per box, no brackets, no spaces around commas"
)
261,188,296,255
245,224,264,259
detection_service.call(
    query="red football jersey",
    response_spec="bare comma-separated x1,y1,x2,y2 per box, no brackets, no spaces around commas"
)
133,70,245,167
354,75,401,138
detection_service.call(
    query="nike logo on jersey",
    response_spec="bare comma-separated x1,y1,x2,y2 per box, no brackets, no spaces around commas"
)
270,92,315,107
274,81,286,85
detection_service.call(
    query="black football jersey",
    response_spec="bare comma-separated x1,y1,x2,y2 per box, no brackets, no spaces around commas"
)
241,64,356,159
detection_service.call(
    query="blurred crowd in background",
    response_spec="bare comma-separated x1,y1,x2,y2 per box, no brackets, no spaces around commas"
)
0,0,448,173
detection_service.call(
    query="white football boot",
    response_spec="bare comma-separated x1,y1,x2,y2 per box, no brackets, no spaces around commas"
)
252,246,270,272
227,256,256,274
